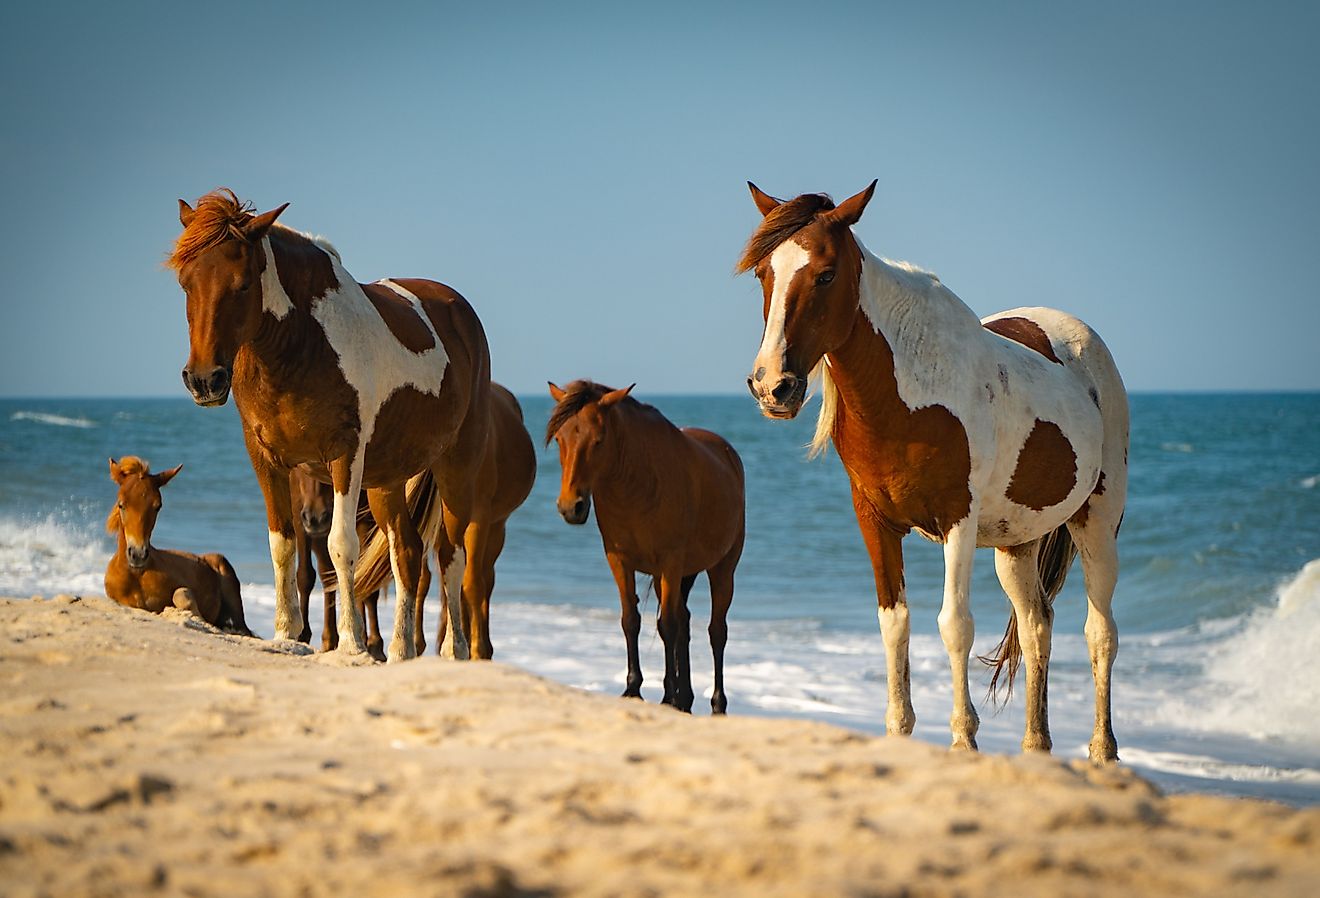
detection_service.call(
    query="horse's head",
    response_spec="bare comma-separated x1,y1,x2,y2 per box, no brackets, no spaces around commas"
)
107,457,182,571
290,467,333,538
737,180,877,419
545,381,635,525
170,190,289,407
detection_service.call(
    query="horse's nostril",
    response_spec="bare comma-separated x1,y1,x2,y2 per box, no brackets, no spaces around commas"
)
771,376,799,403
754,366,767,383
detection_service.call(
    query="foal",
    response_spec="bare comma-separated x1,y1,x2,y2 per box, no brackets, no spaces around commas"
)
104,457,252,635
546,381,745,713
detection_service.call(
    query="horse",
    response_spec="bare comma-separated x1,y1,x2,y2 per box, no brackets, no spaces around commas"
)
546,381,745,713
104,456,252,635
290,467,385,658
171,188,490,661
739,182,1128,762
415,382,536,660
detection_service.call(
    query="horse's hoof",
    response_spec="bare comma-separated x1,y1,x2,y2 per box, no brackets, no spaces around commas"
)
1088,736,1119,765
711,697,728,716
1022,733,1053,754
949,735,979,752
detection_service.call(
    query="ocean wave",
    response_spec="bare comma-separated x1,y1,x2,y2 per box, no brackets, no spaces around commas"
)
1156,559,1320,745
1160,441,1195,453
0,515,110,597
1301,474,1319,489
9,411,96,429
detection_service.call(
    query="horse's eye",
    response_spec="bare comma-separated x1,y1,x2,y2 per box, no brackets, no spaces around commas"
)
816,271,835,286
117,501,124,509
238,279,252,292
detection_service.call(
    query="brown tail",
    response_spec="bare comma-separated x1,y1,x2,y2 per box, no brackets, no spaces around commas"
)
321,472,444,597
979,524,1077,704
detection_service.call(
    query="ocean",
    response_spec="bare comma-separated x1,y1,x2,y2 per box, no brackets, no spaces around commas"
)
2,393,1317,804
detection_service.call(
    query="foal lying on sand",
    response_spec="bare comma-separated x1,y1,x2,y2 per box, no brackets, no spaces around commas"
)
104,456,252,635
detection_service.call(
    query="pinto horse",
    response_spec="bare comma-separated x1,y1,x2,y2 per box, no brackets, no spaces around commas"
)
104,457,252,635
546,381,745,713
171,189,490,661
739,182,1128,762
415,382,536,660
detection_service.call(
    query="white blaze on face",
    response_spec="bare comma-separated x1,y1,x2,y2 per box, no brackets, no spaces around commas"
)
753,240,812,379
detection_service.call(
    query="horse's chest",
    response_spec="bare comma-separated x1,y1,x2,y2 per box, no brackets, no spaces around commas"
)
238,388,359,467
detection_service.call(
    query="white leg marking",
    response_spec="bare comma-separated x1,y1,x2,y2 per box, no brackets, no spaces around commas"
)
269,530,300,640
439,547,469,661
328,459,367,654
1079,531,1120,762
938,515,980,750
994,546,1053,752
385,531,417,663
877,602,916,736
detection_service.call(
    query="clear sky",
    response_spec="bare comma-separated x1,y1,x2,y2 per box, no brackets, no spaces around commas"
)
1,1,1317,396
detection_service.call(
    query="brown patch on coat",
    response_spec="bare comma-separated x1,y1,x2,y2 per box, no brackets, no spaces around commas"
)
269,227,339,305
1070,471,1107,527
829,318,974,541
361,282,437,354
1006,420,1077,511
983,317,1063,365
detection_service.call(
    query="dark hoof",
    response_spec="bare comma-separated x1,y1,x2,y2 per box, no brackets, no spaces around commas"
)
621,689,643,700
297,628,312,644
366,639,387,663
711,694,728,715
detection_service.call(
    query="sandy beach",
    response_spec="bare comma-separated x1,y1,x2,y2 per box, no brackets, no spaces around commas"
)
2,594,1317,898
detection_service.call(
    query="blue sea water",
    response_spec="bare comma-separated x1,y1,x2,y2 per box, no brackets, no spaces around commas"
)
1,394,1318,803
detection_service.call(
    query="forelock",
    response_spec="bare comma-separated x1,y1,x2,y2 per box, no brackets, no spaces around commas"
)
735,193,835,274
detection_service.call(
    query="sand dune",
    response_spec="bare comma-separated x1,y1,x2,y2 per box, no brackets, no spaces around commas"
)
1,594,1317,897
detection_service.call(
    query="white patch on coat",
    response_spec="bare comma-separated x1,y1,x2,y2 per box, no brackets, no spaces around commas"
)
259,239,294,319
849,240,1107,545
753,240,812,375
328,470,367,653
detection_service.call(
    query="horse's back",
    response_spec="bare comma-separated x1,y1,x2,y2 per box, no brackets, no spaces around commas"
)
484,382,537,519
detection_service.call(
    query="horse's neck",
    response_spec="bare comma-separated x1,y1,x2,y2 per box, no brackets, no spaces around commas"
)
832,243,984,409
596,408,668,507
244,236,340,379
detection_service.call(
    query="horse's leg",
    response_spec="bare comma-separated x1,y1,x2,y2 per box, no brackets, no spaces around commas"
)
658,569,694,713
171,587,201,617
1070,516,1121,763
363,587,386,663
313,537,338,652
606,553,643,698
939,513,981,751
994,540,1053,752
247,450,302,641
476,521,506,660
850,483,915,736
207,553,252,637
437,509,470,660
328,452,368,653
366,486,424,663
415,556,431,657
707,544,739,715
462,522,496,660
295,526,314,644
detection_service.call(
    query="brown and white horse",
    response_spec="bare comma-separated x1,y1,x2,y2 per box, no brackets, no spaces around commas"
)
740,182,1128,762
416,382,536,661
104,456,252,635
547,381,745,713
171,189,490,661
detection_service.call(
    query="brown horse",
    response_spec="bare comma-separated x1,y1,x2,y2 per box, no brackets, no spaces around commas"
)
415,382,536,660
171,189,490,661
290,467,385,657
739,182,1128,762
104,457,252,635
546,381,745,713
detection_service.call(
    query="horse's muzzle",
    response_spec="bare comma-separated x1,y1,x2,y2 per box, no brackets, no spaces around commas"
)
126,544,150,571
558,494,591,526
749,370,806,420
301,508,332,539
183,366,232,407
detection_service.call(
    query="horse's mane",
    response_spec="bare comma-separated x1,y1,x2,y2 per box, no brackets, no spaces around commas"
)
544,380,650,445
168,189,255,271
734,193,835,274
106,456,150,533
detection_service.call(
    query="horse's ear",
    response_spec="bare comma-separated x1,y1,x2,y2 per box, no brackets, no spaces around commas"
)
154,464,184,488
178,199,195,228
599,384,635,407
748,182,783,217
829,180,877,226
548,382,567,402
109,458,124,483
244,203,290,241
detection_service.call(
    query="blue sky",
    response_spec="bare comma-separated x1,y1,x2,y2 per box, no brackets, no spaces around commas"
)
1,2,1317,396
